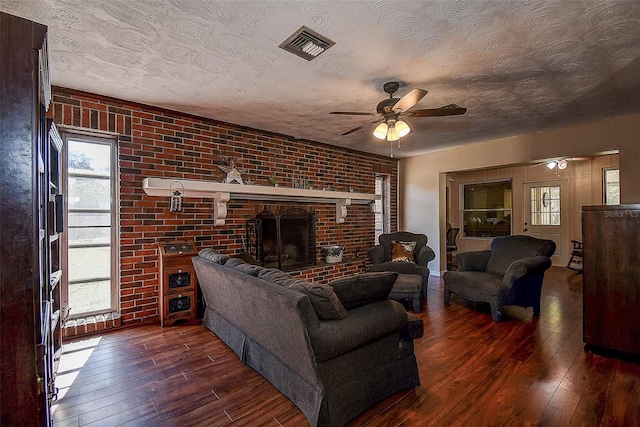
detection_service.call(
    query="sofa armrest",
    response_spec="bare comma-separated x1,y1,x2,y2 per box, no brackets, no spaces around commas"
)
367,245,386,264
416,245,436,266
502,255,552,285
456,250,491,272
308,300,408,362
402,313,424,340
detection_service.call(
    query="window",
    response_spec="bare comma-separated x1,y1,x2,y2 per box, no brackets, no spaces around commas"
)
530,185,561,225
462,180,512,238
604,168,620,205
374,175,390,244
63,135,118,318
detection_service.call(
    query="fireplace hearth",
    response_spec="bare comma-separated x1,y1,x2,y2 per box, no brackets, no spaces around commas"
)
247,207,316,271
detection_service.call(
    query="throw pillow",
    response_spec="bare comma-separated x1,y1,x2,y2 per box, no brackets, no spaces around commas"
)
290,281,347,320
329,272,398,309
391,241,417,263
198,248,230,265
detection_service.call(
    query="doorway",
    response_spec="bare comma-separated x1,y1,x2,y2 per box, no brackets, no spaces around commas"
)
523,180,569,266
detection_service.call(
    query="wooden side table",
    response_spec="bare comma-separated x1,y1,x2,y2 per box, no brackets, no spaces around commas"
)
157,241,198,327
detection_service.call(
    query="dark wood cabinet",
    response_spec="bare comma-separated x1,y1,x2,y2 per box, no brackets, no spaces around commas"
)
582,204,640,356
1,12,61,426
157,241,198,327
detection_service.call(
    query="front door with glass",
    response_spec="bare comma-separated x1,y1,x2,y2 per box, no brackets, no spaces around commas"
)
523,180,568,266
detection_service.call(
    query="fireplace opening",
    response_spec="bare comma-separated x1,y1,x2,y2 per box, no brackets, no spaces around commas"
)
246,207,316,271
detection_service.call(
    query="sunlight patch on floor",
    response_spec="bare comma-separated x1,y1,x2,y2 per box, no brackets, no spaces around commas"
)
52,336,102,410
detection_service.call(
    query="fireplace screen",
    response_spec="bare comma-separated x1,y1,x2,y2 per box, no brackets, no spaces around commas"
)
247,208,316,271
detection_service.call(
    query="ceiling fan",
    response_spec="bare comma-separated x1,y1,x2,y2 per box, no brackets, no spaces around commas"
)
532,156,594,176
330,81,466,155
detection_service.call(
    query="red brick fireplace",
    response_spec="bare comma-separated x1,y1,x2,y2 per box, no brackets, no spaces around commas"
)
51,87,398,329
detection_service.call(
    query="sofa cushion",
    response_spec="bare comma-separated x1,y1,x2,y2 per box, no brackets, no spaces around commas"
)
391,241,416,263
444,270,508,301
329,272,398,309
290,281,347,320
233,262,264,276
309,301,407,362
257,268,302,287
231,252,262,265
198,248,229,265
224,257,247,268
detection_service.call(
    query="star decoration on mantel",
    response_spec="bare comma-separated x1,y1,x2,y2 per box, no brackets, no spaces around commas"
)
218,159,247,185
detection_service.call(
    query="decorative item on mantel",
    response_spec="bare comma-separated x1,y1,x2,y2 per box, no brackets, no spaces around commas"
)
268,175,279,187
169,181,184,212
292,175,313,189
322,245,345,263
218,159,246,185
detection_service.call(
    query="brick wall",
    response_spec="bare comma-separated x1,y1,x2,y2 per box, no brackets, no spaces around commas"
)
51,87,398,325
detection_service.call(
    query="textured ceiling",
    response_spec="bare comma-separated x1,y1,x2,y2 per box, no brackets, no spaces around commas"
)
2,0,640,158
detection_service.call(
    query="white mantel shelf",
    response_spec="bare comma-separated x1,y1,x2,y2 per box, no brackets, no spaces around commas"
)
142,177,379,225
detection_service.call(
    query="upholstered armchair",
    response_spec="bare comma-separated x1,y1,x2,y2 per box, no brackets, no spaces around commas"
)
367,231,436,298
443,235,556,321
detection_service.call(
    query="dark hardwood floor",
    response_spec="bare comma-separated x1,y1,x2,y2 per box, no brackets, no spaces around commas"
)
52,267,640,426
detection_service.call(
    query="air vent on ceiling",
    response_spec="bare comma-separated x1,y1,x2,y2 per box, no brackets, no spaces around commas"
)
278,26,335,61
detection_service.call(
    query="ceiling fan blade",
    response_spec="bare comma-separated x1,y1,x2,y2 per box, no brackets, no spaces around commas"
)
567,156,594,161
404,104,467,117
392,89,428,113
341,118,383,136
330,111,377,116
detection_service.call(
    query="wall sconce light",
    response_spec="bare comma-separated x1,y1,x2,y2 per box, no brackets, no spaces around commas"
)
169,181,184,212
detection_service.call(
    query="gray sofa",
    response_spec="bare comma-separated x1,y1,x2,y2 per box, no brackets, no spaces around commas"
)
192,251,422,427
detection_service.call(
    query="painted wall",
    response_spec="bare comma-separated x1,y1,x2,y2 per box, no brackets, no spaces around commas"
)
400,113,640,274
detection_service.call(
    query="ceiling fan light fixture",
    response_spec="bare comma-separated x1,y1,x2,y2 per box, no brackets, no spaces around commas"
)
331,81,466,152
373,122,388,139
546,161,557,169
395,120,410,137
386,125,399,142
558,160,568,169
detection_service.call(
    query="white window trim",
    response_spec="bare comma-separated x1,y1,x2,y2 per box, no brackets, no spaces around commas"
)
61,132,120,319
